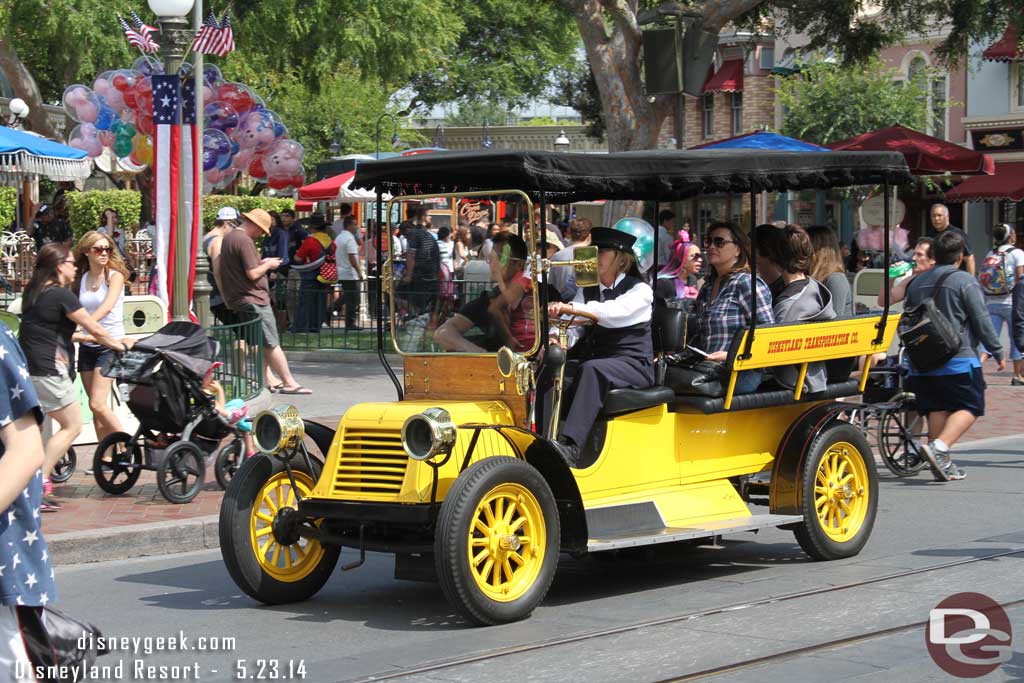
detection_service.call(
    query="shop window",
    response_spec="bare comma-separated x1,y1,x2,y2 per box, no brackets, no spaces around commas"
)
759,46,775,70
702,93,714,139
1012,63,1024,112
731,92,743,136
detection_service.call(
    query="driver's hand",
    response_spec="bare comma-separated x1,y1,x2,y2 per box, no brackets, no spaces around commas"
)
547,336,563,349
547,302,571,318
706,351,728,362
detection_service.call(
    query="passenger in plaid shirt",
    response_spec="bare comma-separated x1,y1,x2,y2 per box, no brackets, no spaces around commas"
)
691,222,774,394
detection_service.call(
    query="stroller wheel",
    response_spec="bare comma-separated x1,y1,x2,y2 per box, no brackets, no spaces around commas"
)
51,447,77,483
214,439,244,490
158,442,206,504
94,432,143,495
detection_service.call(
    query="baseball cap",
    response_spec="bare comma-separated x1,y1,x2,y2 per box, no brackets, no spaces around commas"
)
240,208,273,235
216,207,240,222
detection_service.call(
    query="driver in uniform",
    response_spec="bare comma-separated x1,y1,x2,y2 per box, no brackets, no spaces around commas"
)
546,227,654,467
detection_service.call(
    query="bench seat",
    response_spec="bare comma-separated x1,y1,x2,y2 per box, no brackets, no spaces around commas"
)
602,386,676,417
669,379,862,415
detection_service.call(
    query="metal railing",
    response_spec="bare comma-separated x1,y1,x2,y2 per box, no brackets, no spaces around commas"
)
208,316,264,401
274,275,497,352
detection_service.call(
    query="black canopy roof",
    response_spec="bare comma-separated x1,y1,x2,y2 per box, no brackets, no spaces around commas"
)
351,149,913,203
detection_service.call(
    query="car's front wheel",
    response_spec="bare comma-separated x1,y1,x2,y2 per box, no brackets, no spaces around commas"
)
435,457,560,625
219,456,340,604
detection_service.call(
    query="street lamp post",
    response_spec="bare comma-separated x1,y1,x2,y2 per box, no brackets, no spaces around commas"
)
375,113,400,158
148,0,196,321
482,119,492,149
554,129,570,153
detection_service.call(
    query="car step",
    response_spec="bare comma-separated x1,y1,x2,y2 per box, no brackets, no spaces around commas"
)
587,513,803,552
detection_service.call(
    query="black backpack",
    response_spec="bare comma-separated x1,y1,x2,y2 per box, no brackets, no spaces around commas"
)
897,270,961,372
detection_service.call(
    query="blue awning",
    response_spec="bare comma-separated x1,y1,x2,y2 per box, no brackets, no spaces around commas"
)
0,125,93,184
695,130,828,152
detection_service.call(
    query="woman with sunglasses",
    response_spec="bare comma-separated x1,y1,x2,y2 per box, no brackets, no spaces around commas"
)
655,239,702,303
18,243,127,511
73,231,132,446
690,221,774,394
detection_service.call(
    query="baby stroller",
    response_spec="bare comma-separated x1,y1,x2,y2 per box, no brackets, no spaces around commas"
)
95,321,246,503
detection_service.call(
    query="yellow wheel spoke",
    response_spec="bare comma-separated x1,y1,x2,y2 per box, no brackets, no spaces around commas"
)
480,558,494,584
259,538,273,556
816,469,828,486
255,511,274,524
262,494,278,514
275,485,284,512
838,473,855,487
293,544,308,560
503,499,517,524
510,517,527,533
493,497,504,524
492,560,501,587
482,501,496,526
509,550,525,566
283,547,293,569
814,485,828,496
838,499,852,515
271,542,282,567
815,495,828,511
255,525,275,538
473,548,490,565
502,559,514,582
518,535,531,546
286,487,297,508
470,537,489,547
474,519,490,536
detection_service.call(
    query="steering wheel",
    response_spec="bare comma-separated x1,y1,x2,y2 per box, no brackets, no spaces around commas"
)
550,308,598,347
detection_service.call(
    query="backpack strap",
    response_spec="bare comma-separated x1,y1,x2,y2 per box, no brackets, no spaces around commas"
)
931,268,958,298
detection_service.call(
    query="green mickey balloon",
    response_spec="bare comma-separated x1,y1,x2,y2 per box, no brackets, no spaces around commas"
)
613,217,655,273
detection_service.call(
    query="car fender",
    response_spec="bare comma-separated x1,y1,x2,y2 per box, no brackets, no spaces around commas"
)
523,438,588,553
302,419,335,464
769,402,852,516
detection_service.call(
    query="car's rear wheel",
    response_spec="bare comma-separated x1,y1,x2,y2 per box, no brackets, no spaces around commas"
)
435,457,559,625
220,456,339,605
794,421,878,560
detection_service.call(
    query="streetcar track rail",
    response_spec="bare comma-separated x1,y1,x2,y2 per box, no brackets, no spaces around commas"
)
344,546,1024,683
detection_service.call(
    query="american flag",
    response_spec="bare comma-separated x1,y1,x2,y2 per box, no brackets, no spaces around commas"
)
151,74,201,313
117,14,158,53
130,10,158,46
191,11,235,57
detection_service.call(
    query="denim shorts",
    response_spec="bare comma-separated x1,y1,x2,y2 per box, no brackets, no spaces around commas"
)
77,344,115,373
908,369,986,417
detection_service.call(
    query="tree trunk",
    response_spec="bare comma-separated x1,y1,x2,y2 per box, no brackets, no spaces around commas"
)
0,37,61,140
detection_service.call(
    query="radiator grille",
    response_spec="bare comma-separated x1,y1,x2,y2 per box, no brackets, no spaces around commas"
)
332,429,409,496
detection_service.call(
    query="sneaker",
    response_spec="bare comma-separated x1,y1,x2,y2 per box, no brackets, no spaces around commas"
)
227,405,249,425
945,465,967,481
1012,377,1024,386
42,478,53,496
920,444,952,482
40,496,62,512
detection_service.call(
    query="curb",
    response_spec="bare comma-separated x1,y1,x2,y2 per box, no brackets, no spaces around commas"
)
48,515,220,566
285,349,403,365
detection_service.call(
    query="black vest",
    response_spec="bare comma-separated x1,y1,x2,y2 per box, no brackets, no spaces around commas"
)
576,275,652,360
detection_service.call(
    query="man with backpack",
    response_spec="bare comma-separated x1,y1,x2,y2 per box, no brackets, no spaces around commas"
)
903,230,1005,482
978,224,1024,384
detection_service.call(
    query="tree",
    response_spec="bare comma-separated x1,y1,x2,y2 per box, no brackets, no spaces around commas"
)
444,101,510,127
775,57,931,146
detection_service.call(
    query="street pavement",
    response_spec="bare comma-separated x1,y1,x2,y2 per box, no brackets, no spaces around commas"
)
49,430,1024,682
41,357,1024,552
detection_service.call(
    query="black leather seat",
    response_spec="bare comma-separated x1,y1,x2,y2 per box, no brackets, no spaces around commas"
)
669,379,862,415
603,386,676,417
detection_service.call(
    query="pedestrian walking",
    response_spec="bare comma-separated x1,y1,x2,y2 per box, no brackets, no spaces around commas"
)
206,207,241,326
291,214,333,333
1013,277,1024,353
399,213,441,320
218,208,311,395
17,244,126,511
905,230,1005,481
978,223,1024,384
929,203,975,275
0,322,58,678
332,215,364,330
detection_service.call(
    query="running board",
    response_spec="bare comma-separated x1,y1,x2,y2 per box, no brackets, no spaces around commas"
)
587,514,803,552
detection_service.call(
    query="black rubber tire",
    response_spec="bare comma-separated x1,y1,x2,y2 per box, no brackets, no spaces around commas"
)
876,406,928,477
93,432,142,495
157,441,206,504
794,421,879,561
50,447,76,483
214,439,244,490
219,455,340,605
434,456,560,626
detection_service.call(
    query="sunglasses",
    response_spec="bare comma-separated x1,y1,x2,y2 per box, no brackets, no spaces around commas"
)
704,236,736,249
62,258,76,265
92,246,113,254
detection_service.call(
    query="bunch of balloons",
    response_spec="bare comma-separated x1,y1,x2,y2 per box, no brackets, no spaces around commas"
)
66,60,305,193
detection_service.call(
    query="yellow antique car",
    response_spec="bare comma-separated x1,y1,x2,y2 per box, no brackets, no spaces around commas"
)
219,149,911,625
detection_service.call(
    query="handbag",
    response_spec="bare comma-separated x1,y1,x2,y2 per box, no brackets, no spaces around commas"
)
897,270,961,373
16,605,108,677
317,242,338,284
663,350,727,397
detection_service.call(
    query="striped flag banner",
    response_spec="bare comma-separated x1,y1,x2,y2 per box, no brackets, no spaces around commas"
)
117,15,157,52
190,11,235,57
151,74,200,314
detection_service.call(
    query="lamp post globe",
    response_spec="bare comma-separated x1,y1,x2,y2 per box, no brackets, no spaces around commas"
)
554,129,570,153
147,0,194,17
8,98,29,120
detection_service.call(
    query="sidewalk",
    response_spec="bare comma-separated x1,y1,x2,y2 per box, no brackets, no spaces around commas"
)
42,360,1024,565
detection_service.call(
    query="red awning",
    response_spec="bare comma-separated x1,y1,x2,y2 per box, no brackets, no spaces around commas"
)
982,25,1023,62
294,200,314,212
297,170,356,201
827,124,995,176
945,161,1024,202
703,59,744,93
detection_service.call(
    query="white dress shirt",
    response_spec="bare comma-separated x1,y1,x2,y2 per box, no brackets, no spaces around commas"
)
551,272,653,348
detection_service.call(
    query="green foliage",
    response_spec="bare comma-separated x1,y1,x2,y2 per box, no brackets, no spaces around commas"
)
201,196,295,230
0,188,15,229
775,58,931,146
444,101,510,127
65,190,141,238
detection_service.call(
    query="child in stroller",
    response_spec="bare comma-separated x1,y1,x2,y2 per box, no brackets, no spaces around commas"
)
95,321,249,503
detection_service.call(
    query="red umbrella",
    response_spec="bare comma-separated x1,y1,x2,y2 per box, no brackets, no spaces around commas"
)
827,124,994,176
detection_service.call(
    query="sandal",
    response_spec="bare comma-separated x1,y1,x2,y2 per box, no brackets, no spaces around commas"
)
277,385,313,395
268,383,284,393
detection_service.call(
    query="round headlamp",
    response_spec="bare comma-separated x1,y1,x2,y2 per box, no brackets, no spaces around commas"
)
253,404,305,455
401,407,456,461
